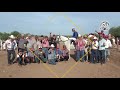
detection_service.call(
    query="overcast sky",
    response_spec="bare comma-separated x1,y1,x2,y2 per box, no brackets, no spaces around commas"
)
0,12,120,35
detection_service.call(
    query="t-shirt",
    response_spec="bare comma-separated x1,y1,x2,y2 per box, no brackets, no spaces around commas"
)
76,39,85,51
92,41,98,49
36,41,42,49
73,32,78,39
27,39,34,49
98,38,106,50
48,49,56,60
18,38,27,49
105,39,112,48
62,49,69,56
5,39,17,50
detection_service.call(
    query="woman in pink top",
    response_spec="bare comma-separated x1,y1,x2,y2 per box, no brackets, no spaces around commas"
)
75,35,86,62
42,36,49,59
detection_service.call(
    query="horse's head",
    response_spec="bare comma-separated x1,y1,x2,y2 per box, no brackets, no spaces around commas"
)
60,35,69,42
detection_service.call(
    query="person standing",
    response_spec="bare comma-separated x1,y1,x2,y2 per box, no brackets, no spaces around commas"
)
75,35,86,62
18,35,28,53
105,35,112,61
42,36,49,59
5,35,17,65
71,28,78,45
98,35,106,65
90,37,99,64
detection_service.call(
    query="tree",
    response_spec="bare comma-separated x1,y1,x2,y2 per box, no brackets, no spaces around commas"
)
10,31,21,37
109,26,120,37
1,32,10,40
0,32,3,40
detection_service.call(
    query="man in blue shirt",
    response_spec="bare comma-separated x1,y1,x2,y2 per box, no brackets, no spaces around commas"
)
72,28,78,39
71,28,78,45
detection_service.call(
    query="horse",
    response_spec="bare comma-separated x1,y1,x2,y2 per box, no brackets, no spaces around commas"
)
57,35,77,60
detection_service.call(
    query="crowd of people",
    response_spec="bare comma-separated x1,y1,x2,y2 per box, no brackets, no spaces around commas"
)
1,28,120,66
4,33,69,66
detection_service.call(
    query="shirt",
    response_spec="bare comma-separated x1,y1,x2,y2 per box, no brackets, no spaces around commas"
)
5,39,17,50
42,39,49,48
27,39,34,49
105,39,112,48
62,49,69,56
98,38,106,50
92,41,98,49
48,49,56,60
72,32,78,39
18,38,27,49
36,41,42,49
76,39,85,51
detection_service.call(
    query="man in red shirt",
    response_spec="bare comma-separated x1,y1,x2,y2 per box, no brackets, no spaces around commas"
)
95,30,106,39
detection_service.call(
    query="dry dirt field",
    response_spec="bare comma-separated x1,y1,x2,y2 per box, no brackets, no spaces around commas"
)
0,48,120,78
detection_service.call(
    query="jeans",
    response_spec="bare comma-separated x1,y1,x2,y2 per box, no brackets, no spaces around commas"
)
90,49,98,63
42,47,48,59
105,48,110,61
48,59,57,65
98,50,105,64
17,57,23,65
7,50,16,64
60,56,69,61
76,50,85,61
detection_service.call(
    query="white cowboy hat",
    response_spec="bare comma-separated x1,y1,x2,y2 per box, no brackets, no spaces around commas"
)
93,37,98,40
78,34,82,37
88,35,93,38
9,35,15,39
39,47,42,49
26,37,29,39
51,44,55,48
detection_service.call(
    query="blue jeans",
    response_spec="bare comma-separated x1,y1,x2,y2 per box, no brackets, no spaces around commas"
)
105,48,110,61
17,57,22,65
48,59,57,65
42,47,48,59
76,50,85,61
7,50,16,64
90,49,98,63
98,50,105,64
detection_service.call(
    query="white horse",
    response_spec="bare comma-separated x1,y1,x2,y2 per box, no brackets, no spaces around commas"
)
57,35,77,60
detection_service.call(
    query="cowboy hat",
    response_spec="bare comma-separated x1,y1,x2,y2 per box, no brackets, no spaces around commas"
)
78,34,82,37
9,35,15,39
93,37,98,40
39,47,42,49
51,44,55,48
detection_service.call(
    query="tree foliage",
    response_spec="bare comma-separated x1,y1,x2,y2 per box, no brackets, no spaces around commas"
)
0,32,10,40
11,31,21,38
109,26,120,37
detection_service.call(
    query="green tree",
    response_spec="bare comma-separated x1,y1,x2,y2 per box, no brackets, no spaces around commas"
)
109,26,120,37
1,32,10,40
11,31,21,37
0,32,3,39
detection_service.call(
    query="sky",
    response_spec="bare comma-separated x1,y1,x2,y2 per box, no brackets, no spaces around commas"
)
0,12,120,35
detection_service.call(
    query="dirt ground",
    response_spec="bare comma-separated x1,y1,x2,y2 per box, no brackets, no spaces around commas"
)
0,48,120,78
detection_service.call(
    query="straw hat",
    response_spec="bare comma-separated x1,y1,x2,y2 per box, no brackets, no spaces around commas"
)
93,37,98,40
9,35,15,39
51,44,55,48
78,34,82,37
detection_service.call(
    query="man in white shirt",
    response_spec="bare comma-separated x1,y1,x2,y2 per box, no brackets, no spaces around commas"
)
91,37,99,63
98,35,106,65
5,35,17,65
105,35,112,61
